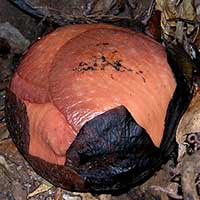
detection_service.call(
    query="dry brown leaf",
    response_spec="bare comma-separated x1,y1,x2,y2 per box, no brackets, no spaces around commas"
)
27,182,53,198
176,90,200,161
156,0,197,44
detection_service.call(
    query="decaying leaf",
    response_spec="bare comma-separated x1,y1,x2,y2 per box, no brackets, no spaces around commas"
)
27,182,53,198
0,154,12,175
176,90,200,160
181,151,200,200
0,123,9,141
156,0,196,39
156,0,198,57
62,191,111,200
9,0,155,26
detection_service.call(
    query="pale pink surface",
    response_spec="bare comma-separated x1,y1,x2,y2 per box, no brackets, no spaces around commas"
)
11,24,126,103
25,101,75,165
49,28,176,147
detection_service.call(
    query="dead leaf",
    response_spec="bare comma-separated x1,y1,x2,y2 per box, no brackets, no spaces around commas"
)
176,90,200,161
27,182,53,198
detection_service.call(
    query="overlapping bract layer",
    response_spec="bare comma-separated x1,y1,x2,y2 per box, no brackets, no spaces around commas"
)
10,24,176,165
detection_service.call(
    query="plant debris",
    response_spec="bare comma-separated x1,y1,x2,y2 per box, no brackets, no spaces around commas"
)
0,22,30,54
156,0,200,58
27,182,53,198
185,132,200,153
9,0,155,28
181,151,200,200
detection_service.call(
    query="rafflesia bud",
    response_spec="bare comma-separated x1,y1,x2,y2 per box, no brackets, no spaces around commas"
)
5,24,192,192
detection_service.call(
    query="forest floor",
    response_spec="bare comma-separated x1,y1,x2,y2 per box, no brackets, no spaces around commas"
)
0,0,200,199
